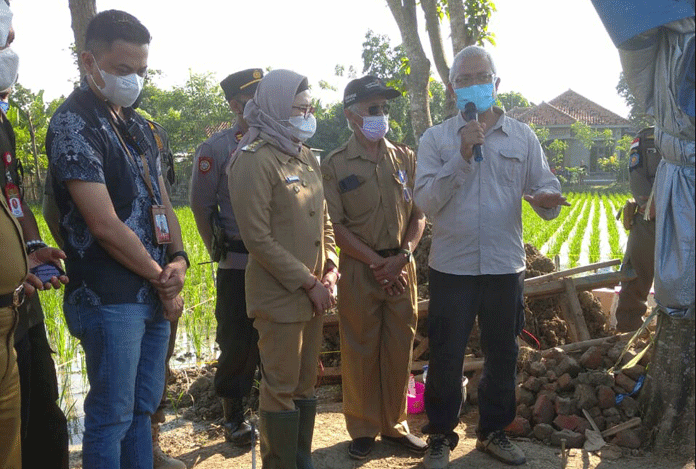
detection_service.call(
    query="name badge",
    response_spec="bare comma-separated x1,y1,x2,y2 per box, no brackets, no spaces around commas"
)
285,175,300,184
151,205,171,245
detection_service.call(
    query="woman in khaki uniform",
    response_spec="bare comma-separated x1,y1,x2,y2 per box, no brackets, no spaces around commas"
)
228,69,339,469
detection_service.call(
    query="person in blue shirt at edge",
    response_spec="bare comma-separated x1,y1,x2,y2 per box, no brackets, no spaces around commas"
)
414,45,569,468
46,10,188,469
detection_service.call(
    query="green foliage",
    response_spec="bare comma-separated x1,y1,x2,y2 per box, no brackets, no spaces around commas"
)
8,83,67,200
138,71,230,156
497,91,530,111
462,0,498,46
547,139,568,168
617,72,654,129
529,123,550,144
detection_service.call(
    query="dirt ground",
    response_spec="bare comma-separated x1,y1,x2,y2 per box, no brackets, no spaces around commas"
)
68,384,694,469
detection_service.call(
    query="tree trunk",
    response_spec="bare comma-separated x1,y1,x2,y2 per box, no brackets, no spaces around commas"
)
27,112,42,198
68,0,97,79
447,0,470,56
420,0,450,85
639,312,695,457
385,0,432,142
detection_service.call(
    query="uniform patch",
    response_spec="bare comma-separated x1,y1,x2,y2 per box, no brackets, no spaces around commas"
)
235,130,244,143
629,151,641,171
198,156,213,174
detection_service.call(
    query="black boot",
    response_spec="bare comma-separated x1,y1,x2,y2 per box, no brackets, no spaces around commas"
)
222,397,254,446
260,409,299,469
294,398,317,469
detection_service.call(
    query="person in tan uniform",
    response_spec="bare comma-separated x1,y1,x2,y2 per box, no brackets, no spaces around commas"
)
615,126,662,332
321,76,427,460
228,69,339,469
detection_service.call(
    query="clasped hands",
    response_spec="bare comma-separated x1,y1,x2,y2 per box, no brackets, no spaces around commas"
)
370,255,408,296
24,247,69,295
150,258,187,322
304,268,339,316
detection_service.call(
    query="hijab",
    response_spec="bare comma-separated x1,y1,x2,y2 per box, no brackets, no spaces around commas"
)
234,69,308,159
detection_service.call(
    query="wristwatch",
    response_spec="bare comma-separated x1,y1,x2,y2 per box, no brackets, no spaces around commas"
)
398,248,413,263
169,250,190,268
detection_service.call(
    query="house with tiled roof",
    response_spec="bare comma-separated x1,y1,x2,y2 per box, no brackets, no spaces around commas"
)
508,89,633,172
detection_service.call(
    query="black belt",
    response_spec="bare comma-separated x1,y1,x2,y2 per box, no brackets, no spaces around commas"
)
226,239,248,254
0,285,24,309
376,248,401,258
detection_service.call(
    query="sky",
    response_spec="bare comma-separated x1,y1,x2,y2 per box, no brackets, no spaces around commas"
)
11,0,630,118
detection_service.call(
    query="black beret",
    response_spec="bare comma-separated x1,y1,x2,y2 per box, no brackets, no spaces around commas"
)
343,75,401,107
220,68,263,101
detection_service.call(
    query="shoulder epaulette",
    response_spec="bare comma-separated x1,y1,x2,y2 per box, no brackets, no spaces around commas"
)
324,141,350,162
387,138,413,152
242,138,267,153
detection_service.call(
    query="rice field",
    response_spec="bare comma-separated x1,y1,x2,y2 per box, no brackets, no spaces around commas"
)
31,190,631,428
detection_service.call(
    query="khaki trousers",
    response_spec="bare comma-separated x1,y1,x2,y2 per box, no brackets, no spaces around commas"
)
616,215,656,332
0,305,21,469
338,256,418,439
255,315,323,412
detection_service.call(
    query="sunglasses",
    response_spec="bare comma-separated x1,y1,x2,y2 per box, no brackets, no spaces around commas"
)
367,103,390,116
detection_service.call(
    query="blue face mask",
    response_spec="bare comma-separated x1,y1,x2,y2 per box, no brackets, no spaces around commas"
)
454,82,496,113
0,101,8,114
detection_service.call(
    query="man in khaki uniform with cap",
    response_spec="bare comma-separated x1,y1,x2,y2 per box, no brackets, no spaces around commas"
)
615,126,662,332
321,75,427,459
190,68,263,446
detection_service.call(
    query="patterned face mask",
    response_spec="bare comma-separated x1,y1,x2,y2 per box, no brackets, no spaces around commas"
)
360,115,389,142
287,113,317,142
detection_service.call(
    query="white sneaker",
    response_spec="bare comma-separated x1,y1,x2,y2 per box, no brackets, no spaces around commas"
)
423,434,453,469
476,430,526,466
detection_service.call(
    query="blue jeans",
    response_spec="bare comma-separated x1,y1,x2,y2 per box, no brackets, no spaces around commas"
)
64,302,170,469
422,270,525,443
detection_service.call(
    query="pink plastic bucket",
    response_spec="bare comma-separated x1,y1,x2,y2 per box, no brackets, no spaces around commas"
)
407,381,425,414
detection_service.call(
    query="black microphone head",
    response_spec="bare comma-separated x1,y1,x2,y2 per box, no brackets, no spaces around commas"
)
464,102,477,121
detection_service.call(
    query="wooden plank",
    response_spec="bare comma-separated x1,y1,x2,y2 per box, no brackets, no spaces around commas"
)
601,417,641,438
563,278,592,342
524,270,636,298
412,336,429,362
525,259,621,285
540,331,636,356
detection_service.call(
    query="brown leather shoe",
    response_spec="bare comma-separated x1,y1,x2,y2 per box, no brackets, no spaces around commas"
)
348,437,375,460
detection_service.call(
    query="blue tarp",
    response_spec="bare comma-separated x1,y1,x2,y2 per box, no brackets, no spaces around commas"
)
591,0,695,46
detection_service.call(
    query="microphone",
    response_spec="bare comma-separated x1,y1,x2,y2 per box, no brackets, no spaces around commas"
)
463,102,483,162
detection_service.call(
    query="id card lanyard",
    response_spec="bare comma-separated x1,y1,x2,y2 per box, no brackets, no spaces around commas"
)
3,151,24,218
106,107,172,245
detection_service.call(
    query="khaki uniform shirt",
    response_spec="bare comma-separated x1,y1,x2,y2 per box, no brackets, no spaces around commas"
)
229,139,338,323
321,135,416,251
0,195,26,296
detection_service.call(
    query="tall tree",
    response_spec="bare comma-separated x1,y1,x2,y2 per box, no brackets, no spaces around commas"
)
68,0,97,79
385,0,433,140
386,0,496,141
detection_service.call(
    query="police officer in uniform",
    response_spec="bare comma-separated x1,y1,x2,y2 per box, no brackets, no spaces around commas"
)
615,127,662,332
190,68,263,445
321,76,427,459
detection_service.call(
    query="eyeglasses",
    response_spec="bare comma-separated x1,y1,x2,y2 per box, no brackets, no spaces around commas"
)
292,105,315,117
367,103,390,116
452,73,495,88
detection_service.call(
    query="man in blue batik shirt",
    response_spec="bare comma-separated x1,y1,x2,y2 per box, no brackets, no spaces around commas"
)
46,10,188,469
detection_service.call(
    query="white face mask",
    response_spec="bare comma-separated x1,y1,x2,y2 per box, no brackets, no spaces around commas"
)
0,47,19,92
288,113,317,142
360,114,389,142
91,60,144,108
